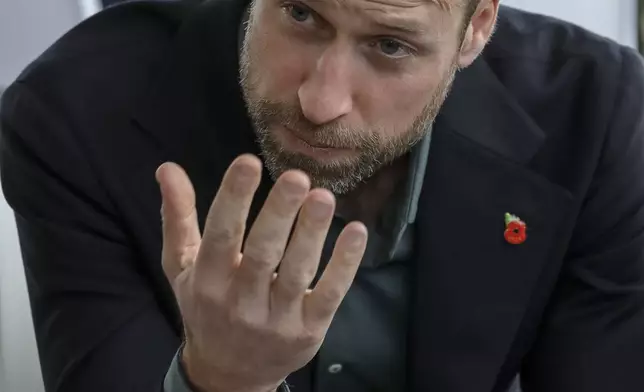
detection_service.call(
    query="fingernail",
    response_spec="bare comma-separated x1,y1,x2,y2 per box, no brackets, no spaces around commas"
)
236,162,256,178
281,177,308,197
308,197,334,219
347,224,368,247
155,163,168,184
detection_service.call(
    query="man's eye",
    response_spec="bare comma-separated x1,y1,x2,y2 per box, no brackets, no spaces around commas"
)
287,4,311,23
376,39,411,58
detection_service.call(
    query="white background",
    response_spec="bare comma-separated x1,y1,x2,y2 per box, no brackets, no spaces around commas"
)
503,0,639,49
0,1,640,391
1,2,100,391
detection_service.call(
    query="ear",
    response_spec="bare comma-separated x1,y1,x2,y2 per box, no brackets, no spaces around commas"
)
457,0,500,68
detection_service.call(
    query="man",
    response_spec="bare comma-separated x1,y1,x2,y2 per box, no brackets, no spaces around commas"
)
1,0,643,391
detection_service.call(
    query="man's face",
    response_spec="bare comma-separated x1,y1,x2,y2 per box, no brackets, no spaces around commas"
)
240,0,474,194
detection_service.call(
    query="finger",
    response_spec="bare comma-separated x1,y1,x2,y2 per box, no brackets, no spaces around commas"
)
196,154,262,279
271,188,335,312
156,162,201,284
304,221,367,327
233,170,310,301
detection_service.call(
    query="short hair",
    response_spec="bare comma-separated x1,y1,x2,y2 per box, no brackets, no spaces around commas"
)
458,0,481,40
464,0,480,20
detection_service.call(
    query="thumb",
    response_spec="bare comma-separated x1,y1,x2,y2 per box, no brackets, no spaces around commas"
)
156,162,202,284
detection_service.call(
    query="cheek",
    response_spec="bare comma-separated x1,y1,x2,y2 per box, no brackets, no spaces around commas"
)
357,72,440,135
249,24,308,100
390,77,435,113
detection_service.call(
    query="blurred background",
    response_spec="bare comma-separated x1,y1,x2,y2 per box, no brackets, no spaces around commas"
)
0,1,642,391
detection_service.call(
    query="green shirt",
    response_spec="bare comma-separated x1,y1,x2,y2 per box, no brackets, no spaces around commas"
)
311,132,431,392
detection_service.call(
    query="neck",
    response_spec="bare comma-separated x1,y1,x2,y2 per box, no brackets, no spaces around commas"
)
336,156,409,226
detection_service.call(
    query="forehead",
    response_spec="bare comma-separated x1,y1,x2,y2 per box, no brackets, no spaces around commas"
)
301,0,464,33
311,0,465,14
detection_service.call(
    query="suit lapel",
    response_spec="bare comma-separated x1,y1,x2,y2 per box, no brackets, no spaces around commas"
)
408,59,573,391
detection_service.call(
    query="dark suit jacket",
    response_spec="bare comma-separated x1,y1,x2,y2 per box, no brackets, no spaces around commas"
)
1,1,644,391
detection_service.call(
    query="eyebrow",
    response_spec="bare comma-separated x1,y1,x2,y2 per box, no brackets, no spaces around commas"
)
369,17,429,36
301,0,437,37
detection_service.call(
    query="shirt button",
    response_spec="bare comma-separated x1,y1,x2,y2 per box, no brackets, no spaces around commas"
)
328,363,343,374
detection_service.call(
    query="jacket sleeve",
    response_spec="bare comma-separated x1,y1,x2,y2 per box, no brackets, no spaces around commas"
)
163,345,292,392
520,48,644,391
0,82,180,391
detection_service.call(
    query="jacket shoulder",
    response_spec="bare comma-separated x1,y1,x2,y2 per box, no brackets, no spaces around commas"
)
484,6,641,138
489,6,628,66
482,7,644,194
10,1,189,110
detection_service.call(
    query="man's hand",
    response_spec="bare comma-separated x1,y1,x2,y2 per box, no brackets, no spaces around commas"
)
156,154,368,392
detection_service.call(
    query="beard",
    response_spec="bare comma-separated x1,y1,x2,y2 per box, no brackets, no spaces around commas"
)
240,26,458,195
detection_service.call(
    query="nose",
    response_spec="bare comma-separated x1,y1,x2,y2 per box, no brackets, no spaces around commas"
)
298,45,353,125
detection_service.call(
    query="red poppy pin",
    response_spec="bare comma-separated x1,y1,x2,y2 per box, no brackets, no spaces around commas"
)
504,213,527,245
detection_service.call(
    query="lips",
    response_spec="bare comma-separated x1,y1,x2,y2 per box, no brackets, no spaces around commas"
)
284,126,338,149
